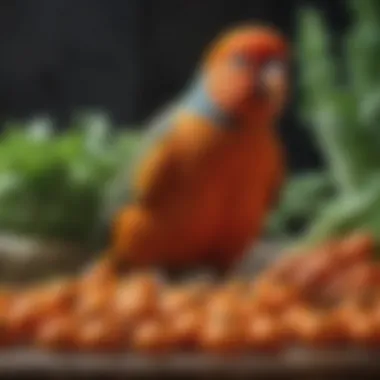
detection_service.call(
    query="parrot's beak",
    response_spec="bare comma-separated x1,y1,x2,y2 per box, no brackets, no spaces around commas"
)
258,60,288,111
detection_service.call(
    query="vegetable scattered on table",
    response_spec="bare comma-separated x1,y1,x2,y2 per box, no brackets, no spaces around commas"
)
0,230,378,353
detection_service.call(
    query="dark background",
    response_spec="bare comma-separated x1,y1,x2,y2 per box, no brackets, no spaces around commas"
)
0,0,348,171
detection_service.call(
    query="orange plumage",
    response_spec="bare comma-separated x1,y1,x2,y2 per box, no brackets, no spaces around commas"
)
105,25,289,275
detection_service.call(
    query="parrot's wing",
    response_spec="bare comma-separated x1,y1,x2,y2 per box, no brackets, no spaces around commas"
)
112,101,181,205
92,102,180,249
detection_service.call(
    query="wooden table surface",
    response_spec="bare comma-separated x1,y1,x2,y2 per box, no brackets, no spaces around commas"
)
0,348,378,379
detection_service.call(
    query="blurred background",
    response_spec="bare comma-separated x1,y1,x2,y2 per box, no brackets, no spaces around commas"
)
1,1,380,377
0,0,348,168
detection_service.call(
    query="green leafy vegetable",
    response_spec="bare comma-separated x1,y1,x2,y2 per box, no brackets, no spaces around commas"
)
0,114,142,245
270,1,380,250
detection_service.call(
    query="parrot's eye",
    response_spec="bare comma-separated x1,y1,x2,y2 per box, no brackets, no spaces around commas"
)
259,59,288,103
260,59,286,92
261,59,286,77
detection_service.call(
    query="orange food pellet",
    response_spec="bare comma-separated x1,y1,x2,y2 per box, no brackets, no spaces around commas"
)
344,311,380,347
167,308,204,349
112,273,161,323
75,318,124,352
199,318,246,354
40,279,78,312
75,286,114,319
247,313,286,351
283,305,343,347
251,282,300,313
336,297,380,347
131,319,175,354
35,315,77,351
0,315,16,347
159,283,209,318
0,288,15,311
6,285,71,343
205,290,249,326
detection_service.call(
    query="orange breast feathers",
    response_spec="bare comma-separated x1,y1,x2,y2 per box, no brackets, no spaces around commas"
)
111,112,285,271
196,109,285,272
111,112,229,269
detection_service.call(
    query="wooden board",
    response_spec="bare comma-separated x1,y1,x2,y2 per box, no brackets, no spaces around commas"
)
0,349,379,378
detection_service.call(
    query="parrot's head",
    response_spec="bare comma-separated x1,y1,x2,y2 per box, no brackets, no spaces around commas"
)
202,24,289,120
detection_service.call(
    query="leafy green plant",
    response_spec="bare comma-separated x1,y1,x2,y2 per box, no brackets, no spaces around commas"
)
267,172,335,238
274,0,380,247
0,114,141,244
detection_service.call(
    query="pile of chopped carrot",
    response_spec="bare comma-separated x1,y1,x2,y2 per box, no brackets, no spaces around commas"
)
0,232,378,353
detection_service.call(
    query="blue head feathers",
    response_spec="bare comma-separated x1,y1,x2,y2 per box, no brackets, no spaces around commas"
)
181,72,233,129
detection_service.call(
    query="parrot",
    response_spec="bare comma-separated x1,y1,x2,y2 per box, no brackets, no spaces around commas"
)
96,24,290,278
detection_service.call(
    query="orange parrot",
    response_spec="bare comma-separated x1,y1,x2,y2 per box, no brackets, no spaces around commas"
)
98,24,290,278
